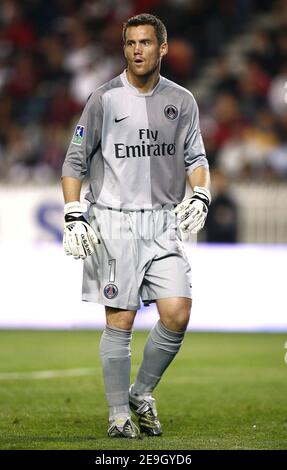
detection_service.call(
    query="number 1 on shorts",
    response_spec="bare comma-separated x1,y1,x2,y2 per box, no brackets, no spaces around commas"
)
108,259,116,283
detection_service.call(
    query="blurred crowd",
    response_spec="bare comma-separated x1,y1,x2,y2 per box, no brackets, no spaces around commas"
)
202,0,287,183
0,0,286,185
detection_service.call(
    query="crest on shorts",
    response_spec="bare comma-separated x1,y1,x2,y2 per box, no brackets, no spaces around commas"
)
104,283,118,299
72,125,84,145
164,105,178,120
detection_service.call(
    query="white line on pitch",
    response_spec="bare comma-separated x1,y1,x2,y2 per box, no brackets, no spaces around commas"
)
0,365,141,381
0,368,99,381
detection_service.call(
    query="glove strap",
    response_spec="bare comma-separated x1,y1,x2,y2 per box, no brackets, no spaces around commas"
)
193,186,211,207
65,214,88,223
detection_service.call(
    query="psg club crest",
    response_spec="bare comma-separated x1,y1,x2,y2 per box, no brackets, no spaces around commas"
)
104,284,118,299
164,105,178,120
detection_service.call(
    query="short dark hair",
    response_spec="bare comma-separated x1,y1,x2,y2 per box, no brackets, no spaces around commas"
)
122,13,167,45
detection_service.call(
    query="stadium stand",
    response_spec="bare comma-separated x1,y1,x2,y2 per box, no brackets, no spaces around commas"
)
0,0,286,242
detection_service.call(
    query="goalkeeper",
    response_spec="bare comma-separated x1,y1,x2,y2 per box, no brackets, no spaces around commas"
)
61,13,210,439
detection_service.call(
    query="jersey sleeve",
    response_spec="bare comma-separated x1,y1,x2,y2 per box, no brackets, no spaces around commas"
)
184,95,209,176
61,92,103,181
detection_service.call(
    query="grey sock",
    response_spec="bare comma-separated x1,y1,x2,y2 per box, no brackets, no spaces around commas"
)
133,320,185,396
99,325,132,419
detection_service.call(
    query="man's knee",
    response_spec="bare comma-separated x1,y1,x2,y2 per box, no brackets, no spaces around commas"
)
165,310,190,332
157,297,192,332
105,306,136,330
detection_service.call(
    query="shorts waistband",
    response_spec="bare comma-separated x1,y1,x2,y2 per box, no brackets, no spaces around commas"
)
106,206,176,213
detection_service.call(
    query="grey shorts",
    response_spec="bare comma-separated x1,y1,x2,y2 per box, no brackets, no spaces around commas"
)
82,205,192,310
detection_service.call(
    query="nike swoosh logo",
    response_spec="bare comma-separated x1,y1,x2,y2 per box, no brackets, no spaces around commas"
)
115,116,129,123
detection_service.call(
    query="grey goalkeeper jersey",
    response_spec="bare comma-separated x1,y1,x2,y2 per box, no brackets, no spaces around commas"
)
62,70,208,211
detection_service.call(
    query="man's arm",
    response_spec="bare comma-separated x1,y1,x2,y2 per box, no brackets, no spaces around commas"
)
61,92,103,259
62,176,82,203
175,92,211,234
188,165,210,191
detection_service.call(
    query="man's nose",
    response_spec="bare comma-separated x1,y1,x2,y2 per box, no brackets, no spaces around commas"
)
134,43,143,53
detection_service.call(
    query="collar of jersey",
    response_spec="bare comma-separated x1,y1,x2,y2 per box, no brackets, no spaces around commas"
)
121,69,163,97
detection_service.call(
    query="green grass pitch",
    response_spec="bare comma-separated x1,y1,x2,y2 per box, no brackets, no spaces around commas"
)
0,330,286,450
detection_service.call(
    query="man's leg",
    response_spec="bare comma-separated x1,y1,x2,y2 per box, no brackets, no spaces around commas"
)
132,297,191,394
129,297,191,435
99,307,138,437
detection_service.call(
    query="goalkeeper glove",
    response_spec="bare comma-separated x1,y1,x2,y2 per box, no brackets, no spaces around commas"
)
174,186,211,234
63,201,100,259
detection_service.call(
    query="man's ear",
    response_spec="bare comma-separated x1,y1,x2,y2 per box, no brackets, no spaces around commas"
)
160,42,168,58
123,44,127,59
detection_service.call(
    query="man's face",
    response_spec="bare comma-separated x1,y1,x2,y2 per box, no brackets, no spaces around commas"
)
124,25,167,77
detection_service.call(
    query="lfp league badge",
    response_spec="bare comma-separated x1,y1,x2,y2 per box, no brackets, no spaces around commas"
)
72,125,84,145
